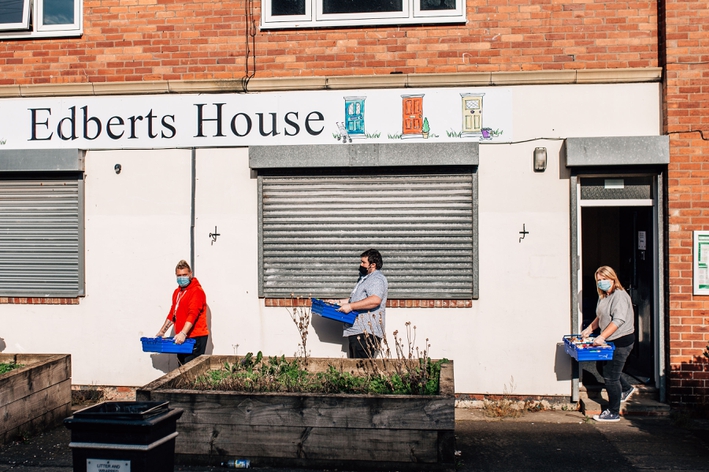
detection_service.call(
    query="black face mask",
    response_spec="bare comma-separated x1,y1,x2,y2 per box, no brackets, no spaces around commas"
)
359,266,368,276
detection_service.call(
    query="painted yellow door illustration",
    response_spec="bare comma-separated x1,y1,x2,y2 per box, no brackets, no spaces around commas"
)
402,94,424,136
461,93,484,136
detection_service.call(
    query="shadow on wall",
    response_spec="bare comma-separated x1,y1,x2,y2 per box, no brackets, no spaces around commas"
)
151,353,179,373
0,337,5,352
205,305,214,355
310,314,348,356
555,342,573,381
671,349,709,413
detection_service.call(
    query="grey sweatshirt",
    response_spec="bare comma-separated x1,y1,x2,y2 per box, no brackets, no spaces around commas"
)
596,288,635,340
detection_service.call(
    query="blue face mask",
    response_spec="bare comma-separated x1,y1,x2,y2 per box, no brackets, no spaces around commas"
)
597,279,612,292
177,276,191,288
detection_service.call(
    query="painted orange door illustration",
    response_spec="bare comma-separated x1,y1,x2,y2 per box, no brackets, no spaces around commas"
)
402,95,424,135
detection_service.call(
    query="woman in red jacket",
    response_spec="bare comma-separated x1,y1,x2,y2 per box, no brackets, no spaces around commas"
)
156,260,210,365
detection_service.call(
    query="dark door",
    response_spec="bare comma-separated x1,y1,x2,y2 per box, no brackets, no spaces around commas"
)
581,206,655,383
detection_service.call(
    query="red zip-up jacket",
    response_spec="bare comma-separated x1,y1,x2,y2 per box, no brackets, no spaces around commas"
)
166,277,209,338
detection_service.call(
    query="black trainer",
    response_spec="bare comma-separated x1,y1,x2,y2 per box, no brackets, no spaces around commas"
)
621,386,636,403
593,409,621,422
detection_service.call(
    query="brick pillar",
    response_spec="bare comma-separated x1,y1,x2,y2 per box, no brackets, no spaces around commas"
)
664,0,709,407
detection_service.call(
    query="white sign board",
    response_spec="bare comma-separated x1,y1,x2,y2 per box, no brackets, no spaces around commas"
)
0,88,513,150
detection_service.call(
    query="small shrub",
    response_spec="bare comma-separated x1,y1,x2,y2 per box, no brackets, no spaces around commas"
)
72,386,105,406
288,295,310,362
480,377,549,418
0,362,23,375
482,397,523,418
180,351,447,395
180,312,447,395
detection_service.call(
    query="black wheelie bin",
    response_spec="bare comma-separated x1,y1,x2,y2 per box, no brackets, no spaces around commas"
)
64,401,183,472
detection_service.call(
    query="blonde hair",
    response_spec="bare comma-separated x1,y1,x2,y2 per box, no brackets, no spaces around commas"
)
595,265,624,298
175,260,192,272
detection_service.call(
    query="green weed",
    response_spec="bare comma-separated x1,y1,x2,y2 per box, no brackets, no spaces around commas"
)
481,377,550,418
181,300,446,395
72,386,105,406
0,362,23,375
181,351,447,395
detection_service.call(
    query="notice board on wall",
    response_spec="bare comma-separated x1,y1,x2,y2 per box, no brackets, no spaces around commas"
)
694,231,709,295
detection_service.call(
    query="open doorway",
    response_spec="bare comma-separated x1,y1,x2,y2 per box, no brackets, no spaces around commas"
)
580,205,656,386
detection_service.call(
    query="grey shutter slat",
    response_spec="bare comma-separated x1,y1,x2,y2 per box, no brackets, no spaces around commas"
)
0,180,81,297
261,174,474,299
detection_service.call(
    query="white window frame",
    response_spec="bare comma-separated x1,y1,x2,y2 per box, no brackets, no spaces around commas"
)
414,0,465,18
37,0,81,32
261,0,465,29
0,0,82,39
0,0,31,31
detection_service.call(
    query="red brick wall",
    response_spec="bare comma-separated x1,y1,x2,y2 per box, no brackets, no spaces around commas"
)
0,0,659,85
664,0,709,407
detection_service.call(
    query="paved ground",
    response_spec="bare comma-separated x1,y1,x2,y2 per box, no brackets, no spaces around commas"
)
1,409,708,472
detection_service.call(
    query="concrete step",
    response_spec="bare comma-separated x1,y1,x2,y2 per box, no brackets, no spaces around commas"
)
580,384,670,417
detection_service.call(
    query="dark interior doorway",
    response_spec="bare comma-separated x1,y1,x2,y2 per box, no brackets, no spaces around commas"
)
581,206,655,384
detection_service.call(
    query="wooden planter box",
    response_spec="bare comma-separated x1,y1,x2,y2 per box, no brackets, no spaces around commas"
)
137,356,455,471
0,354,72,443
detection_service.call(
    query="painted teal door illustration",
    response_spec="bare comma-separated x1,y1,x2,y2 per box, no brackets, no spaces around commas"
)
344,96,365,138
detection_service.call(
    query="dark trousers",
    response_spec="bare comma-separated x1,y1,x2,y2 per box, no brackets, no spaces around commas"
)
177,335,208,366
348,334,381,359
598,343,634,415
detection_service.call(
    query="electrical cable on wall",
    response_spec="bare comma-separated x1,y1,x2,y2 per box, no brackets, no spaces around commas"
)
668,129,709,141
482,137,566,145
241,0,257,92
482,130,709,145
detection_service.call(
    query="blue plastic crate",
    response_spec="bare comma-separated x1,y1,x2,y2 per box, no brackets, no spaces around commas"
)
311,298,358,324
140,337,196,354
563,335,615,361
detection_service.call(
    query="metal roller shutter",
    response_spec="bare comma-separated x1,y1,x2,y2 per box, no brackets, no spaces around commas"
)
0,178,82,297
259,173,474,299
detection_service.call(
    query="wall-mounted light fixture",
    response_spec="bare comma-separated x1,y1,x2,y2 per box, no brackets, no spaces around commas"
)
533,147,547,172
114,163,122,174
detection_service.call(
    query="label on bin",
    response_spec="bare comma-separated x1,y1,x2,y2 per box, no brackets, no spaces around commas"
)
87,459,131,472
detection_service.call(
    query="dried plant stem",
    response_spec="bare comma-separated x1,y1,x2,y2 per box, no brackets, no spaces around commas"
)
288,295,311,363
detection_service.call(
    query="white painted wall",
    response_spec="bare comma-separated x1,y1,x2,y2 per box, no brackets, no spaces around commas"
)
0,82,661,395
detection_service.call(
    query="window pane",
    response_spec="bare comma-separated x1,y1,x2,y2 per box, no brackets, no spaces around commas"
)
0,0,27,25
271,0,306,16
323,0,403,14
420,0,456,11
43,0,75,25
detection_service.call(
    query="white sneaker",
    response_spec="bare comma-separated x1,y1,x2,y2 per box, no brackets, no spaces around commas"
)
593,409,621,422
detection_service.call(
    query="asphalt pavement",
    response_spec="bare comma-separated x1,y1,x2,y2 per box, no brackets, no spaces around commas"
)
1,409,708,472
